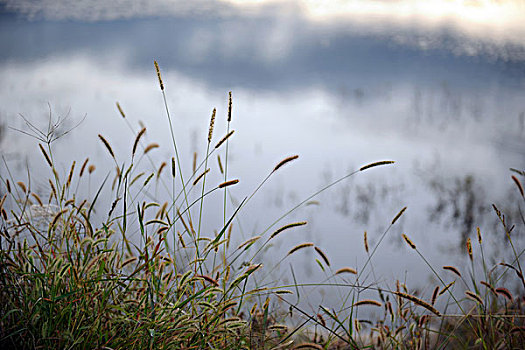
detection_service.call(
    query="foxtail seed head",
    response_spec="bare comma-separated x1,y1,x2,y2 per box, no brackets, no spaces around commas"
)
154,60,164,91
227,91,232,122
208,108,216,143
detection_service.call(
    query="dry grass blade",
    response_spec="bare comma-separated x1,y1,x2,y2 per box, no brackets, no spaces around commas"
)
353,299,382,307
132,127,146,157
273,155,299,172
287,242,313,255
335,267,357,275
218,179,239,188
402,233,416,249
359,160,395,171
394,291,442,316
39,143,52,167
98,134,115,159
443,265,462,277
270,221,307,239
314,246,330,266
392,206,407,224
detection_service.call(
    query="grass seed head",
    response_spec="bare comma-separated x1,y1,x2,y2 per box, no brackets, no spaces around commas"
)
443,265,461,277
335,267,357,275
39,143,52,167
402,233,416,249
208,108,216,143
273,155,299,172
116,102,126,118
98,134,115,159
228,91,232,122
287,242,314,255
154,60,164,91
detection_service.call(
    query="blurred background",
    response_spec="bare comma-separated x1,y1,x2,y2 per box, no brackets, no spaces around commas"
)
1,0,524,313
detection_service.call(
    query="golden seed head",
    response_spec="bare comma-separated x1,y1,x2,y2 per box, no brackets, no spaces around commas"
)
511,175,524,197
192,168,210,186
392,206,407,225
359,160,395,171
143,143,159,154
88,165,96,174
443,266,461,277
218,179,239,188
402,233,416,249
273,155,299,172
79,158,89,178
270,221,307,239
314,246,330,266
335,267,357,275
132,127,146,157
215,130,235,149
154,60,164,91
227,91,232,122
98,134,115,159
475,227,482,245
208,108,216,143
217,155,224,174
353,299,382,307
287,242,314,255
116,102,126,118
39,143,52,168
466,238,473,261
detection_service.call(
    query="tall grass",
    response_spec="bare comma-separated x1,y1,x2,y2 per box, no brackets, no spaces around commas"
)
0,62,523,349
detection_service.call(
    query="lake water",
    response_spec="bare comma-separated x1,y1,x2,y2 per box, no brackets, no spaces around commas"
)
1,1,524,318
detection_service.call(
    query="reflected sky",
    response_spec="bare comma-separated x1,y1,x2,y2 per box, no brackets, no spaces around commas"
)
1,0,524,315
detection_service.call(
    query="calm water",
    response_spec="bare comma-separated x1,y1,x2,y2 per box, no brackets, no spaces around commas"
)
1,1,524,316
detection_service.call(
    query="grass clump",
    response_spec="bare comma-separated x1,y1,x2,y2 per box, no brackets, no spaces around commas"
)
1,61,523,349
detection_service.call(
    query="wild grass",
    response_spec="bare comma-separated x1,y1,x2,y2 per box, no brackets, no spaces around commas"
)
0,62,524,349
